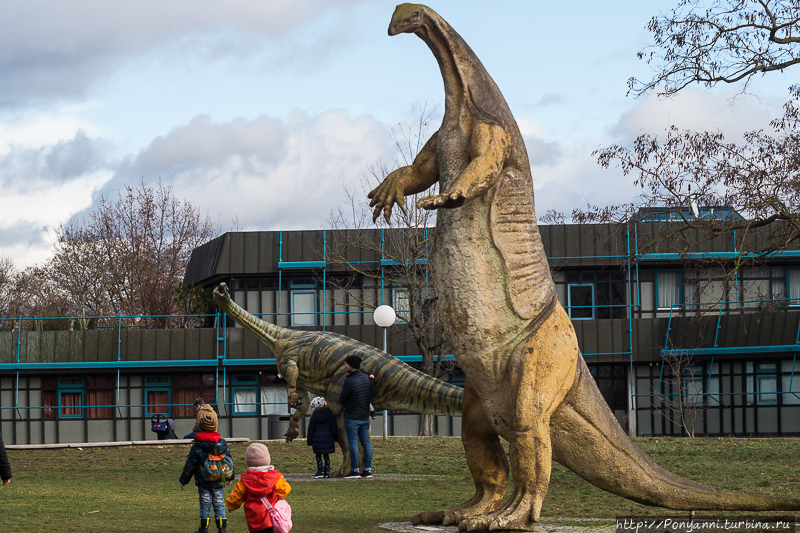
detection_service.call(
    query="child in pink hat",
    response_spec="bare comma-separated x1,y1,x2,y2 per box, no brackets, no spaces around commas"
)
226,443,291,533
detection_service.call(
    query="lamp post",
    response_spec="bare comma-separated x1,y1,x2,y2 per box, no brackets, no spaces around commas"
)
373,305,395,440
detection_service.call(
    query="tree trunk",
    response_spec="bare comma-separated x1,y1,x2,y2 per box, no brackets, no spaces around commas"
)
419,413,435,436
418,349,437,436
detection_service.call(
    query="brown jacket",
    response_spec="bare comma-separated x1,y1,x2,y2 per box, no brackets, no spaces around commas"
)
192,404,219,432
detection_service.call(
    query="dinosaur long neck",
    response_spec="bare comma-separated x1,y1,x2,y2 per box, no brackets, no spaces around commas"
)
217,295,287,354
416,12,507,126
416,14,471,121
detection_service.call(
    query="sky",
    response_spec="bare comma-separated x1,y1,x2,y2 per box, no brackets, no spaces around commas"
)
0,0,792,268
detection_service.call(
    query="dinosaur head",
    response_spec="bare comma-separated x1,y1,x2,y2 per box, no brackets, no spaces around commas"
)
388,3,432,36
213,282,231,307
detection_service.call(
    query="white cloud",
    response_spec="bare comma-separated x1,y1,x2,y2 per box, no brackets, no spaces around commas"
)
532,141,637,218
103,108,393,230
0,172,109,266
612,89,785,142
0,0,374,102
0,106,103,155
0,108,394,266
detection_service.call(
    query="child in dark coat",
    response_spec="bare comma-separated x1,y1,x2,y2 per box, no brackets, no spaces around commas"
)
179,412,234,533
306,396,339,478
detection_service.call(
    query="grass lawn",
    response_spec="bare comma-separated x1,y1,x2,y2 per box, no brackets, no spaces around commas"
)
4,436,800,532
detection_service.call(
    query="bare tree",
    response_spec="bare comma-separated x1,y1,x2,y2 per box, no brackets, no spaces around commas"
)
589,94,800,254
0,256,16,329
652,350,707,437
551,1,800,290
52,179,219,326
10,264,71,331
327,104,454,436
630,0,800,97
50,221,112,329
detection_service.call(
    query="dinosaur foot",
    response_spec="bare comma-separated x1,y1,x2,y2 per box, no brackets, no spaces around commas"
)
441,495,505,526
412,492,501,527
458,486,541,532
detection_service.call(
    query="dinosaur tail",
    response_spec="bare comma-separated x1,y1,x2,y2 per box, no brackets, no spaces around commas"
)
550,357,800,511
213,283,288,352
368,356,464,417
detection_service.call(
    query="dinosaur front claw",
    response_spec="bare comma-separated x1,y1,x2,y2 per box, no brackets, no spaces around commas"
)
284,427,299,442
287,390,302,408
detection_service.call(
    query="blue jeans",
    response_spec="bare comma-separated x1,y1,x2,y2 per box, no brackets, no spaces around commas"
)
198,486,225,520
344,418,372,472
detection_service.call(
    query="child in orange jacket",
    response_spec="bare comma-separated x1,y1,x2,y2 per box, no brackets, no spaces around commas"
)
226,443,291,533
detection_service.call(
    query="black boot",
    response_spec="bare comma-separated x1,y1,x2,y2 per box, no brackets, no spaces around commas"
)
323,454,331,478
194,518,210,533
313,453,324,478
216,517,228,533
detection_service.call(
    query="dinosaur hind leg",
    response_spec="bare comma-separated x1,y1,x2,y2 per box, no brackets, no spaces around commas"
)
461,309,579,532
333,412,352,477
411,381,508,526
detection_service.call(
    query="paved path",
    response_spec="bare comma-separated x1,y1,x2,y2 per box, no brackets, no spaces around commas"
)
283,473,447,482
378,519,615,532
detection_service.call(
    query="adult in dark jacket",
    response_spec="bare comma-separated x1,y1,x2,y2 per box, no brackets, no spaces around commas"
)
306,396,340,478
338,354,374,479
0,432,11,486
179,414,234,533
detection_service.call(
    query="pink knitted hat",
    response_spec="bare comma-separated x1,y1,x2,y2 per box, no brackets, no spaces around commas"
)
246,443,271,468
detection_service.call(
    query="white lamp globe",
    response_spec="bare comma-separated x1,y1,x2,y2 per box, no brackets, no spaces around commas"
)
373,305,396,327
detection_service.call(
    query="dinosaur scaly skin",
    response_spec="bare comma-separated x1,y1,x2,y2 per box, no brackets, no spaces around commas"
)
368,4,800,531
212,282,463,476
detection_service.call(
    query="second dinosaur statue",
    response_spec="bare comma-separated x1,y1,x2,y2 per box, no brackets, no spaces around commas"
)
212,282,462,476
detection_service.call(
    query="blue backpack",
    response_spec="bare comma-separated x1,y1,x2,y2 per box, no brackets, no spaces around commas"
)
201,444,234,482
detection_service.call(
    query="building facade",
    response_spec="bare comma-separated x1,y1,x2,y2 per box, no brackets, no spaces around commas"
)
2,222,800,445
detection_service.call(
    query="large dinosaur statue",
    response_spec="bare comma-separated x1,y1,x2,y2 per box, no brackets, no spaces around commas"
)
367,4,800,531
212,282,463,476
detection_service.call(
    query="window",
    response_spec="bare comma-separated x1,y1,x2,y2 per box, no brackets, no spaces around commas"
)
746,362,777,405
683,267,731,311
43,377,86,419
290,278,317,326
567,283,594,319
145,376,171,416
756,363,778,405
86,376,114,418
739,266,785,308
656,270,682,310
291,291,317,325
173,374,216,417
260,387,288,415
393,288,409,323
781,360,800,405
586,364,627,411
58,378,84,419
232,375,259,415
563,271,626,319
706,363,721,406
789,268,800,306
682,365,704,406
